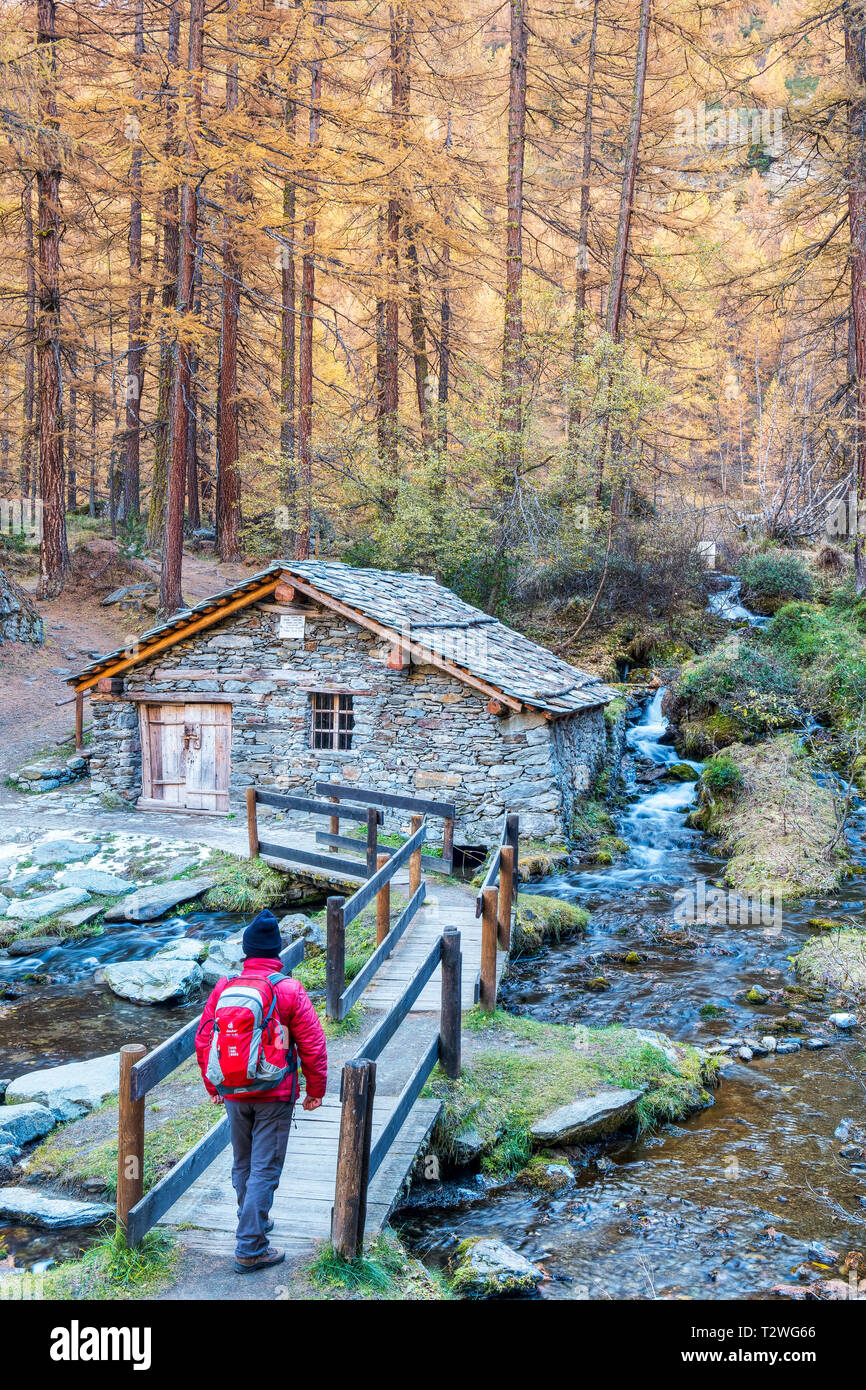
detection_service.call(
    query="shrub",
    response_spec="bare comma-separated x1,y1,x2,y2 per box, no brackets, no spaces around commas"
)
737,551,813,614
701,754,743,799
674,641,798,734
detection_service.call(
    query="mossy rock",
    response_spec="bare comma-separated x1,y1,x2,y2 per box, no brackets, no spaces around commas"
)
512,894,589,956
449,1237,543,1298
587,835,628,865
678,714,743,759
516,1156,574,1193
667,763,700,782
806,917,840,932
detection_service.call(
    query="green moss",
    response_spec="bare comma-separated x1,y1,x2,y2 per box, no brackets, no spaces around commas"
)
701,754,744,799
604,696,628,728
511,894,589,956
201,851,290,912
308,1231,447,1300
43,1228,178,1301
693,735,849,900
699,1003,728,1019
425,1010,716,1177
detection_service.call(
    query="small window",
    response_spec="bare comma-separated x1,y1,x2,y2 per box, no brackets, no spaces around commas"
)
311,693,354,750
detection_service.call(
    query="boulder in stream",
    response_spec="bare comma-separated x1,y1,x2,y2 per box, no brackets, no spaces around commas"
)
154,937,208,963
0,1102,56,1146
57,867,136,896
829,1012,858,1030
103,876,216,923
104,958,202,1004
5,887,90,921
530,1087,646,1145
0,1185,112,1229
5,1052,120,1121
450,1237,543,1298
200,935,246,985
6,935,62,957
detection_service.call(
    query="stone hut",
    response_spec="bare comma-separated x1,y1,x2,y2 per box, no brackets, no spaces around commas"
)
69,561,615,844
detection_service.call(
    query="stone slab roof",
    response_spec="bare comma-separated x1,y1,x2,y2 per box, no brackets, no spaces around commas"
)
71,559,616,715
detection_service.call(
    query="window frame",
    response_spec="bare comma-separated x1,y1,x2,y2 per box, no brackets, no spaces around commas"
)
310,692,354,751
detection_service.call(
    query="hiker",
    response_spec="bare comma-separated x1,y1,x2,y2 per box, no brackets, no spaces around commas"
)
195,908,328,1273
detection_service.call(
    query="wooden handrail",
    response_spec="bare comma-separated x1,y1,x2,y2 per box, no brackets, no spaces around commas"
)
315,780,456,821
474,812,519,1011
350,936,443,1062
325,820,428,1019
340,818,426,925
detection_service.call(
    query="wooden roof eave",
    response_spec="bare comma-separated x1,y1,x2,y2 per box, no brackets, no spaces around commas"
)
281,571,525,713
70,575,283,693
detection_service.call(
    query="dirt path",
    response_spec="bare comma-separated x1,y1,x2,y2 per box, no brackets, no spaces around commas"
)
0,547,253,780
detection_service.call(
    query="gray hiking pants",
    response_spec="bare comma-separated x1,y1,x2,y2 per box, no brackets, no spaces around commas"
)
226,1099,294,1258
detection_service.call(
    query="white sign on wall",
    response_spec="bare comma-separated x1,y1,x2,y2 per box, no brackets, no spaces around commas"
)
279,614,306,640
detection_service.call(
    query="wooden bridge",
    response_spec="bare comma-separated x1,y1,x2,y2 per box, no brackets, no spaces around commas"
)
115,785,518,1260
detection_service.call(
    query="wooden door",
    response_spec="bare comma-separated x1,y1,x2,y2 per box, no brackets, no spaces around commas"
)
139,703,231,814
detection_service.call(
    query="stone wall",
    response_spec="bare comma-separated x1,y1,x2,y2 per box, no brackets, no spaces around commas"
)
87,600,608,845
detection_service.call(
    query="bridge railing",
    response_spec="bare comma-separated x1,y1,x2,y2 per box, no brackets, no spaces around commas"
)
325,816,428,1020
475,811,519,1011
330,927,462,1260
314,781,456,875
247,786,384,879
116,936,306,1247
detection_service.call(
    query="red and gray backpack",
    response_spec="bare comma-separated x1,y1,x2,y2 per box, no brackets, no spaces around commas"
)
203,971,296,1097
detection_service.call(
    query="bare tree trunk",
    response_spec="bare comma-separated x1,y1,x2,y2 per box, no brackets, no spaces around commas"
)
499,0,528,483
123,0,145,519
296,1,326,561
161,0,204,614
67,352,77,510
36,0,67,598
216,1,242,562
89,345,98,517
279,39,299,537
568,0,599,452
379,3,407,478
405,225,433,448
21,177,36,496
148,0,180,550
605,0,651,344
438,114,452,455
847,1,866,592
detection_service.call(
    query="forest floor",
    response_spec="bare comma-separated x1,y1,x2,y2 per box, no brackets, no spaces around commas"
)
0,543,253,781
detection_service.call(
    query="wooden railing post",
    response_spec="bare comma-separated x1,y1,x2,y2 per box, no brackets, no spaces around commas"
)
331,1058,376,1259
498,844,515,951
376,853,390,945
440,928,462,1078
328,795,339,853
480,885,498,1013
505,812,519,879
75,689,84,751
117,1043,146,1243
365,806,379,877
442,815,454,872
246,787,259,859
326,896,346,1020
409,813,423,893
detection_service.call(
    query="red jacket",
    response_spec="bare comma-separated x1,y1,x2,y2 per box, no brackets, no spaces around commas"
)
195,956,328,1103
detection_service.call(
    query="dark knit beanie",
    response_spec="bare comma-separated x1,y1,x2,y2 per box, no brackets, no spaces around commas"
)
242,909,282,959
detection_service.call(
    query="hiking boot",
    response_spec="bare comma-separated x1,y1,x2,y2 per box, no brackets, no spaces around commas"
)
234,1246,285,1274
